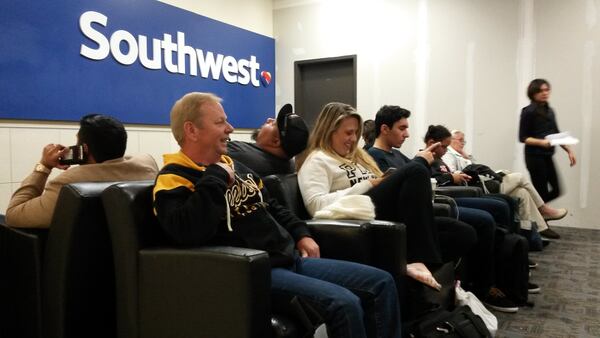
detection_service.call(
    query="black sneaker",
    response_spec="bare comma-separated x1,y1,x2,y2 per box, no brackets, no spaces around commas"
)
484,287,519,313
529,259,538,269
540,228,560,239
528,282,541,294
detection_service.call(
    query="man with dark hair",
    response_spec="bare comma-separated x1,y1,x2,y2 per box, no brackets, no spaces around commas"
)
367,105,526,313
78,114,128,163
367,105,412,170
227,104,309,176
5,114,158,228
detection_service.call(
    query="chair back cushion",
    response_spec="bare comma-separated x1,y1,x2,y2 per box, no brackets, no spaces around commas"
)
43,182,118,338
0,224,47,338
263,173,311,220
101,180,165,338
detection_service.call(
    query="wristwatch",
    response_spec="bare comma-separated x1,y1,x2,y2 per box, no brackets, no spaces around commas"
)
34,163,51,174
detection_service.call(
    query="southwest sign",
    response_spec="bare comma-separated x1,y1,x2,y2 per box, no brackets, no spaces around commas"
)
0,1,275,127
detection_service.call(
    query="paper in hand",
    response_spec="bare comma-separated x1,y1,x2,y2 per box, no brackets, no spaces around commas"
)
545,131,579,146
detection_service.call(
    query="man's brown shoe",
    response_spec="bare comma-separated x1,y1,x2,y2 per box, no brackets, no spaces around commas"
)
540,228,560,239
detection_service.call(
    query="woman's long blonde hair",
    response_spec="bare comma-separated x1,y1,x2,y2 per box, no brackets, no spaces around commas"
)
297,102,382,176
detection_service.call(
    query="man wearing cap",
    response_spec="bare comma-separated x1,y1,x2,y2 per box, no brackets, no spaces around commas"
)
153,92,402,338
227,104,308,177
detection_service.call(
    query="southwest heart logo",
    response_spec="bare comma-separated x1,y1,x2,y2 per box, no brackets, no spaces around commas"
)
260,71,272,87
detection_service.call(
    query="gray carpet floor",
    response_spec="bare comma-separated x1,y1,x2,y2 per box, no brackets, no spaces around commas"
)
495,226,600,338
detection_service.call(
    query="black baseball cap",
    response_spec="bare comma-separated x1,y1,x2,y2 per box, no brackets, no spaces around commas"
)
276,104,309,158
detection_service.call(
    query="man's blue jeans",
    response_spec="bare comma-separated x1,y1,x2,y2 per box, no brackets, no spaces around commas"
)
455,197,511,227
271,257,402,338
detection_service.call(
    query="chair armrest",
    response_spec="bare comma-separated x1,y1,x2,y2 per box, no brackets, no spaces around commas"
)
433,195,459,219
307,220,407,277
363,221,407,277
435,186,483,198
306,220,370,264
433,203,452,217
138,246,272,338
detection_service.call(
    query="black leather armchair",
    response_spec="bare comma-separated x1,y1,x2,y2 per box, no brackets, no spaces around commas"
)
0,182,118,338
435,185,483,198
0,223,47,338
261,174,407,287
102,180,306,338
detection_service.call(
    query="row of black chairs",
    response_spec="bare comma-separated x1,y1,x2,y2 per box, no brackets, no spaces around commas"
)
0,174,407,338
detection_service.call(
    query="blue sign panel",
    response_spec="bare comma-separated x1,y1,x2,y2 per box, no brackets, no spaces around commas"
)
0,1,275,127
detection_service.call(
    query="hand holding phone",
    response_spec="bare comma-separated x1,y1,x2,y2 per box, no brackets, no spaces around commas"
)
382,167,397,178
58,145,87,165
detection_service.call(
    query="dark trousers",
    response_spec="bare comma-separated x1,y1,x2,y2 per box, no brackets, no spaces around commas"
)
454,197,512,228
456,207,497,297
435,216,477,263
525,153,561,202
366,161,442,265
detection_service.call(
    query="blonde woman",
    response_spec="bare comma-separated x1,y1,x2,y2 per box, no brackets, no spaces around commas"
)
297,102,445,275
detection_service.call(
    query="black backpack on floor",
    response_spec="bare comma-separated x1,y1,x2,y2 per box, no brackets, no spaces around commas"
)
494,228,531,306
411,305,491,338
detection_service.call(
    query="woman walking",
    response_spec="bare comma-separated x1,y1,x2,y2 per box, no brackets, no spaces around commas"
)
519,79,576,224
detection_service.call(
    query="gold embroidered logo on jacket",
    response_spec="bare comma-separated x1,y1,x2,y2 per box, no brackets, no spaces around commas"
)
226,173,265,218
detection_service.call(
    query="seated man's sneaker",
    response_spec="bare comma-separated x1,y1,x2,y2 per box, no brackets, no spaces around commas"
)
528,259,538,269
484,287,519,313
528,282,541,294
540,228,560,239
542,208,568,221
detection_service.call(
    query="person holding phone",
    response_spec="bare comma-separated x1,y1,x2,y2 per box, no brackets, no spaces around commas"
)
153,93,402,338
5,114,158,228
297,102,476,293
368,105,523,313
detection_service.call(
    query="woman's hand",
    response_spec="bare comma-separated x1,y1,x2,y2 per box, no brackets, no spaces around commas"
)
567,150,577,167
369,177,385,187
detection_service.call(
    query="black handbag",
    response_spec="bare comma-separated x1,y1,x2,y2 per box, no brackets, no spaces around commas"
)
412,305,491,338
462,164,503,194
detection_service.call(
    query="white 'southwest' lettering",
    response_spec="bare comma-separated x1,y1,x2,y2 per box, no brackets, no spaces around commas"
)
79,11,261,86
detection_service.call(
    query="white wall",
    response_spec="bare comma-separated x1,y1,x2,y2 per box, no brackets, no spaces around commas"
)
0,0,271,214
273,0,600,229
3,0,598,229
158,0,273,36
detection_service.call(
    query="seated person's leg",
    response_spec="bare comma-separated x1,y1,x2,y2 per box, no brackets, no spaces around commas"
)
271,257,401,338
455,207,496,298
455,196,511,228
366,162,442,266
512,187,548,232
435,216,477,263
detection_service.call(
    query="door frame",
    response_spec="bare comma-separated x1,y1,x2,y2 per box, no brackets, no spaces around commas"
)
293,54,357,116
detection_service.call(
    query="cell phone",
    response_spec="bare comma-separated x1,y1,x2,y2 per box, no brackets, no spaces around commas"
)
382,167,397,177
58,145,86,165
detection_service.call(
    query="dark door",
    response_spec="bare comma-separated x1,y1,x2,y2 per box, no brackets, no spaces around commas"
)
294,55,357,129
